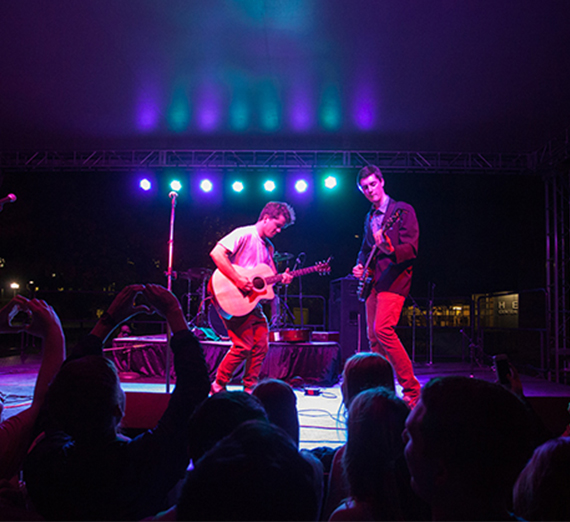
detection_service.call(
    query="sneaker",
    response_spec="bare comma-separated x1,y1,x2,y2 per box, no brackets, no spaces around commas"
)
210,381,225,395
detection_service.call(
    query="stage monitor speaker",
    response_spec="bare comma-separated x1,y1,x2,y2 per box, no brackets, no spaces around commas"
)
329,276,368,363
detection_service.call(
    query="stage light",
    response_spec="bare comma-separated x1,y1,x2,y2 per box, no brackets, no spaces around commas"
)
295,179,308,193
264,180,276,192
139,178,152,191
200,179,213,192
170,180,182,192
232,181,244,193
324,175,338,189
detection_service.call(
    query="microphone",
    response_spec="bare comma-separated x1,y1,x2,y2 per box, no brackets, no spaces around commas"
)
0,194,17,206
294,252,306,270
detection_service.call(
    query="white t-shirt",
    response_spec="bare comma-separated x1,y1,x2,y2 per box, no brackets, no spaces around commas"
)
218,224,276,271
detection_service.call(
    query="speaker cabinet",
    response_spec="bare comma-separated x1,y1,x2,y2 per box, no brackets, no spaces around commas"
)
329,276,369,363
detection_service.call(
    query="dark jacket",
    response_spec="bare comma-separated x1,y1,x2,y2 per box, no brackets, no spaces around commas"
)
357,198,419,297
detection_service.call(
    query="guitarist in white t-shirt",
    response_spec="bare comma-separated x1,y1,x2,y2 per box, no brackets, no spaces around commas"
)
352,165,421,408
209,201,295,394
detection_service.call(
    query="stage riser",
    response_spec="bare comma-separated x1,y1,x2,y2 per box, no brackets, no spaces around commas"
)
108,339,341,389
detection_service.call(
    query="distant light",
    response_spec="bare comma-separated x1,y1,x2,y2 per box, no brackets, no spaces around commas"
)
139,178,152,191
200,179,213,192
232,181,244,193
295,179,308,193
10,282,19,290
170,180,182,192
264,180,276,192
324,176,338,189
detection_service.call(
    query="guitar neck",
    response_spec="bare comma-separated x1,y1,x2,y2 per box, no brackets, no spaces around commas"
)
362,244,378,272
266,264,325,285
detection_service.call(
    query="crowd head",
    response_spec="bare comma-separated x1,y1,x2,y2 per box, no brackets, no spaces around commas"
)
404,376,535,519
177,420,319,521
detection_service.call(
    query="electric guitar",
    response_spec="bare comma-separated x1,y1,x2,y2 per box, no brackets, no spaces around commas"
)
211,257,332,318
356,209,405,302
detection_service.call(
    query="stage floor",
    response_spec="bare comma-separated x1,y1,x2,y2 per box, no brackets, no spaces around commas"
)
2,355,570,449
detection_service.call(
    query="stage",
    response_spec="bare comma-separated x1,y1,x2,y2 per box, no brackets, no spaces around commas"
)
2,348,570,450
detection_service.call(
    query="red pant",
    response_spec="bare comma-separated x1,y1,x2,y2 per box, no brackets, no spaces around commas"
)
366,290,421,405
215,307,269,390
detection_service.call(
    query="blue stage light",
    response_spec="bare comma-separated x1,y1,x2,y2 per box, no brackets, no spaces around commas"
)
200,179,213,192
324,175,337,189
295,179,308,193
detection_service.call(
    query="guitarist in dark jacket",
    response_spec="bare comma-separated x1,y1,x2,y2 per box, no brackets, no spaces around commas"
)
352,165,421,408
209,201,295,394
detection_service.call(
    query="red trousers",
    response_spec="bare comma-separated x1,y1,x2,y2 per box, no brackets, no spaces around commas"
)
366,289,421,406
215,306,269,391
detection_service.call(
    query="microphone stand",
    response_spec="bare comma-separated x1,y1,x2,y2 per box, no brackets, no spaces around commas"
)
164,191,178,393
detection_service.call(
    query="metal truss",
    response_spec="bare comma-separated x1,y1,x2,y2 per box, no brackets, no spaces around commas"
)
532,127,570,171
534,129,570,382
544,169,570,382
0,149,535,174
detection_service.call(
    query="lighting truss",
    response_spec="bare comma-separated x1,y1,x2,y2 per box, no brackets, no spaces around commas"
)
0,149,535,175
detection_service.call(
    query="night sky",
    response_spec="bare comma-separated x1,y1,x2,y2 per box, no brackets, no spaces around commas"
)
0,1,567,307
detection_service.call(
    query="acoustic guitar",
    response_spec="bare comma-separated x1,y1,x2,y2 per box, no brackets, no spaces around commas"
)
211,258,331,318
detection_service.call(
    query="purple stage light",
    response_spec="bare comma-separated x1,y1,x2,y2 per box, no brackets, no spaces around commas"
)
353,81,378,130
295,179,308,193
200,179,213,192
197,80,223,132
139,178,152,191
136,78,162,132
289,84,313,131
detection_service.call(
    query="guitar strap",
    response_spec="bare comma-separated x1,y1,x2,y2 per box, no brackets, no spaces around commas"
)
370,197,392,236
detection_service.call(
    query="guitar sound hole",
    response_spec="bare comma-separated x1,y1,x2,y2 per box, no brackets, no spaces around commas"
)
252,277,265,290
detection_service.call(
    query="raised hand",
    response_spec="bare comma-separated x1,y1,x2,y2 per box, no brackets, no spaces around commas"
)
25,298,64,340
90,284,150,342
106,284,150,324
0,295,33,334
143,284,187,334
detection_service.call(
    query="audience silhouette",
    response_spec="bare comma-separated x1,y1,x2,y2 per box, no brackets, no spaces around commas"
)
2,285,568,522
23,284,210,521
177,420,320,521
322,351,397,520
513,435,570,521
403,376,535,521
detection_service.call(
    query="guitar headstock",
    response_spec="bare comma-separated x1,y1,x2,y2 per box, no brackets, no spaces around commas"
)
315,256,332,275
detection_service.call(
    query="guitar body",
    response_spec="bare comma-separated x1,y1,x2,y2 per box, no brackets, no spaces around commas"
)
357,270,374,302
211,264,276,317
211,257,332,318
356,208,405,303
